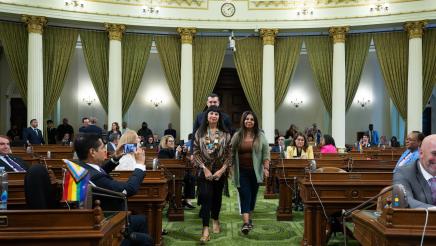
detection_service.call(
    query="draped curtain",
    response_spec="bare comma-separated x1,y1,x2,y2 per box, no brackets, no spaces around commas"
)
274,37,302,110
305,36,333,115
0,22,28,103
373,32,409,120
43,27,78,116
193,37,227,115
79,30,109,112
345,33,372,111
122,33,153,114
423,28,436,107
233,38,263,120
155,36,181,107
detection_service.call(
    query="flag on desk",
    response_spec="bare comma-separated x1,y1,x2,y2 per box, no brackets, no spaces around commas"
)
62,159,90,202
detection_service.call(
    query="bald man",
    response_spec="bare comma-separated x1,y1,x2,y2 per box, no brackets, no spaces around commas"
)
393,134,436,208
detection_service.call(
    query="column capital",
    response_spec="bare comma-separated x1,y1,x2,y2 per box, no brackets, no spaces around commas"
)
404,21,427,39
21,15,47,34
328,26,349,44
177,27,196,44
260,28,279,45
105,23,126,41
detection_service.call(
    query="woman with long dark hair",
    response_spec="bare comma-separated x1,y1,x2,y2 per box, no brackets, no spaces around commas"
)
285,132,314,159
193,106,231,244
231,111,270,235
320,134,337,154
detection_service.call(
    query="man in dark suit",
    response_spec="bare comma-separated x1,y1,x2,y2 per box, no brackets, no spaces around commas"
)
164,123,177,139
0,135,28,172
46,120,57,144
393,134,436,208
73,133,152,245
22,119,45,145
56,118,74,142
79,117,103,137
193,93,232,136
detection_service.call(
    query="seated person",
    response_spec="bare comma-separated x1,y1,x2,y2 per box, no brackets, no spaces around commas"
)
61,133,72,146
391,136,401,147
25,164,60,209
0,135,28,172
106,133,120,155
379,135,390,147
143,135,158,150
271,136,286,158
115,130,142,171
393,134,436,208
73,133,152,245
356,133,371,151
286,132,314,159
394,131,424,172
158,135,183,159
320,134,337,154
307,134,316,147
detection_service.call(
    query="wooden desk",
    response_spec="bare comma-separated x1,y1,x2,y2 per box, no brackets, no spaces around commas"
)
159,159,189,221
299,172,392,246
110,170,168,246
8,172,27,210
348,159,396,172
353,208,436,245
0,206,126,245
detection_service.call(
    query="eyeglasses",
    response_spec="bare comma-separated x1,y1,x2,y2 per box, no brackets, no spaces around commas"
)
167,140,175,143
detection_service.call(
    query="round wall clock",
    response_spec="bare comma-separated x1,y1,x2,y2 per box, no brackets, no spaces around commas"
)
221,2,236,17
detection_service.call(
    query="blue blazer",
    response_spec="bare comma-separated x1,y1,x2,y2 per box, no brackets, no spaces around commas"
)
22,127,45,145
77,159,145,211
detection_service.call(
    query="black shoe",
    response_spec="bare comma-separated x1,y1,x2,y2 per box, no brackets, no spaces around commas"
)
248,219,253,230
241,223,250,235
161,229,168,235
182,200,196,209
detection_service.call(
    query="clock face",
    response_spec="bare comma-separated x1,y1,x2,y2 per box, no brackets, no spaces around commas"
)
221,2,235,17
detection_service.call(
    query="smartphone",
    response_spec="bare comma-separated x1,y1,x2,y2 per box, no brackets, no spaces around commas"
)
179,139,185,146
123,143,137,154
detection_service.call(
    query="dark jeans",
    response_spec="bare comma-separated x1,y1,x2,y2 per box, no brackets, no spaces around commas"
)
121,214,153,246
237,168,259,214
197,175,225,227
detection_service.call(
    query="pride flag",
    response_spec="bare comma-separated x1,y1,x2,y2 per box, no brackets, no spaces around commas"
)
62,159,90,203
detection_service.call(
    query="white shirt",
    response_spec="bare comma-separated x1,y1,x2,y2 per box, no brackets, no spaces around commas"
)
114,154,146,171
418,160,435,186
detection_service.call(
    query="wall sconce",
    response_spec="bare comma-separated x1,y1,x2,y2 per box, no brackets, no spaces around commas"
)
65,0,84,8
290,99,303,108
357,98,371,108
150,99,162,109
369,0,389,12
82,96,96,106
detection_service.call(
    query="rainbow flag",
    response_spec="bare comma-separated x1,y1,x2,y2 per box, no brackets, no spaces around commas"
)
62,160,90,202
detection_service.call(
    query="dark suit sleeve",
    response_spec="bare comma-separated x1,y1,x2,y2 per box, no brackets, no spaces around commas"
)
22,128,29,143
40,130,45,144
393,166,433,208
13,156,29,171
92,169,145,197
101,158,119,173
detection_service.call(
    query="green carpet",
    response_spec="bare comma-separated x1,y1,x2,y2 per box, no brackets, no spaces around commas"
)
162,182,356,245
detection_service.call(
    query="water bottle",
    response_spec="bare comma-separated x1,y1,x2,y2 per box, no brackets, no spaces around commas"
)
393,193,400,207
0,167,8,210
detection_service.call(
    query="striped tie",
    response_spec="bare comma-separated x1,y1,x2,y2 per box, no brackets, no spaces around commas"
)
430,178,436,205
5,156,25,172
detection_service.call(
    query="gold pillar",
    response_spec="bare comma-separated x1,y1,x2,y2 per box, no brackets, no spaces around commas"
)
404,21,427,39
177,27,196,44
260,28,278,45
22,15,47,34
328,26,349,43
105,23,126,41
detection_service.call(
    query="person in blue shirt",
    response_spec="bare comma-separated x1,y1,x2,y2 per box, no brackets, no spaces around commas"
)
366,124,379,146
394,131,424,172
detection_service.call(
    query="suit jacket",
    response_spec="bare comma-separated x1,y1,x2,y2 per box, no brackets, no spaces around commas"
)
158,148,176,159
193,111,233,136
164,128,176,139
393,160,433,208
77,159,145,211
0,155,29,172
22,127,45,145
79,125,103,137
366,130,379,146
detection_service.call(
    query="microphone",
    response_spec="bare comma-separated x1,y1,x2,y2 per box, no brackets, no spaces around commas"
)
88,180,127,199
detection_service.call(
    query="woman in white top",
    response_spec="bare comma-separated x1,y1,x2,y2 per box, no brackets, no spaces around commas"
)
115,130,142,171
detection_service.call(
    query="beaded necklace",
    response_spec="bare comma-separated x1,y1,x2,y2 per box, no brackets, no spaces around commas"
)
205,127,221,151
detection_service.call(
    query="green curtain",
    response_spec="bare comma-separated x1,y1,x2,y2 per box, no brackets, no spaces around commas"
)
233,38,263,120
155,35,181,107
423,28,436,107
43,27,78,116
122,33,153,115
345,33,372,111
0,22,28,103
79,30,109,112
305,36,333,115
373,32,408,120
274,37,302,110
193,37,227,116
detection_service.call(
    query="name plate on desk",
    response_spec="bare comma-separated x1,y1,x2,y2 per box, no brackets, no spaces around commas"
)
0,216,7,227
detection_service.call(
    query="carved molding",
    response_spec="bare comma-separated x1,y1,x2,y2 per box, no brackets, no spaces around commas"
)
260,28,279,45
177,27,196,44
21,15,47,34
404,20,427,39
105,23,126,41
329,26,349,43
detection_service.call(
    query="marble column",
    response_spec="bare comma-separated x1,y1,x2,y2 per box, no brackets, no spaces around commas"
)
329,26,349,150
22,15,46,127
260,28,278,144
105,23,125,130
177,27,196,140
404,21,426,133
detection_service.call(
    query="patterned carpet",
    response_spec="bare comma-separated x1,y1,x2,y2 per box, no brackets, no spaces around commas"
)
162,182,355,245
